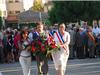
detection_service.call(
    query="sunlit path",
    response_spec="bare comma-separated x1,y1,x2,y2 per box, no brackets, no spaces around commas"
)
0,72,2,75
0,58,100,75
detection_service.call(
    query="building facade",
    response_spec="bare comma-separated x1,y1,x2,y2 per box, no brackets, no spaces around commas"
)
0,0,52,28
6,0,24,28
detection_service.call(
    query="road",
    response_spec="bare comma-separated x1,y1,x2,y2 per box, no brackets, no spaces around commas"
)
0,58,100,75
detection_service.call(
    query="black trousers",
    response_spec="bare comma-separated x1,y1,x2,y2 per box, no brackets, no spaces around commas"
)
76,46,85,59
36,57,48,75
0,46,4,63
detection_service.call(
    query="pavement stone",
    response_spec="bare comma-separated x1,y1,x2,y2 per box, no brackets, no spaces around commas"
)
0,58,100,75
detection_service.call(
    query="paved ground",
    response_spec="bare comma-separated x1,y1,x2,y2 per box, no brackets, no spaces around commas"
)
0,58,100,75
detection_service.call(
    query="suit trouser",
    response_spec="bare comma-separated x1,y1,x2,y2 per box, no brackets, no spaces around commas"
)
0,46,4,63
76,46,85,59
69,45,74,59
89,45,95,58
19,56,31,75
36,57,48,75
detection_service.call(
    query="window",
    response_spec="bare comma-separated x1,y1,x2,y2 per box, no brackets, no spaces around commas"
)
4,11,7,16
15,0,19,3
15,11,20,14
8,11,14,14
9,0,13,3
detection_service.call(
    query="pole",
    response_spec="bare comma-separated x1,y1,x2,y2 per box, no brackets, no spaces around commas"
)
18,16,20,29
39,12,42,21
1,17,5,28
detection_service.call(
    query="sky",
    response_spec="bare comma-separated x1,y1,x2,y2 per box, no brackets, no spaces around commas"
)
23,0,34,10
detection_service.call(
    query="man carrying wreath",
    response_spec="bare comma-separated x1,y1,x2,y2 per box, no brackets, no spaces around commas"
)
31,22,49,75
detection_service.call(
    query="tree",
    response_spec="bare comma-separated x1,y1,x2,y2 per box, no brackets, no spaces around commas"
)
0,11,2,29
32,0,51,26
0,17,2,28
32,0,44,12
49,1,100,25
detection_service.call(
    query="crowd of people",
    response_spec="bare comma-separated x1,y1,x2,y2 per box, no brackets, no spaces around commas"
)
0,21,100,75
0,22,100,64
68,21,100,59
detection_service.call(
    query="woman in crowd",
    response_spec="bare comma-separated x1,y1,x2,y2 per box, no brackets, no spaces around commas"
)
18,29,32,75
52,23,70,75
6,31,14,63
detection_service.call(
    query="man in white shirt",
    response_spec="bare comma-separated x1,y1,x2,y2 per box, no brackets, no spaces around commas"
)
92,20,100,37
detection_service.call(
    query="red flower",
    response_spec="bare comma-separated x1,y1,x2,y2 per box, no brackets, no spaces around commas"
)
41,45,45,52
45,40,48,45
51,44,57,48
38,40,42,45
49,36,53,42
31,46,36,52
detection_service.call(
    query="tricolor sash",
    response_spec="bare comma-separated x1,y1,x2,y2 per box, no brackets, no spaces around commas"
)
49,31,54,38
33,31,47,41
46,31,54,45
55,31,67,51
33,31,39,39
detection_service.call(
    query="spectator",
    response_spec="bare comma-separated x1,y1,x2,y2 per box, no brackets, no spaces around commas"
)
0,29,4,63
87,26,96,58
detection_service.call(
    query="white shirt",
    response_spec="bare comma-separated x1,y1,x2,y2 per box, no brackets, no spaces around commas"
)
20,40,31,57
92,27,100,36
